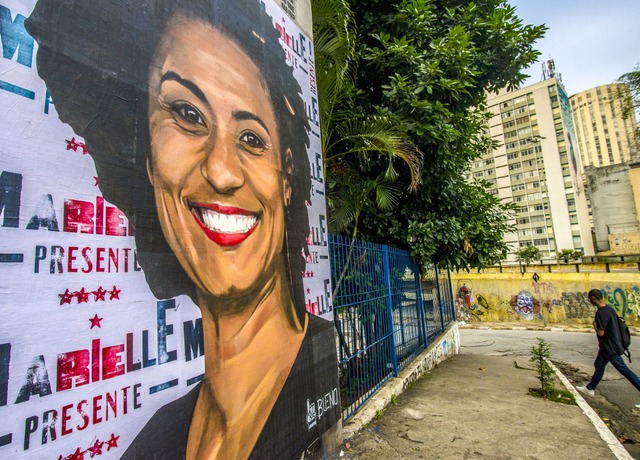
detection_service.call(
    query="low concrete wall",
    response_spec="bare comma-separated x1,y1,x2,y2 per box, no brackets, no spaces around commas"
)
451,271,640,325
342,323,460,439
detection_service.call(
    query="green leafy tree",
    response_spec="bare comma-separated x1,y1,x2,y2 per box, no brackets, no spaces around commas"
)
332,0,546,270
516,246,542,266
617,63,640,121
557,249,582,263
313,0,423,241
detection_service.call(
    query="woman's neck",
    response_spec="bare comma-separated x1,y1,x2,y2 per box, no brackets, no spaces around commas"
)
187,268,306,459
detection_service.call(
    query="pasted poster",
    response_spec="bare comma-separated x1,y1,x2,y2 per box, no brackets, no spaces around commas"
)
0,0,340,458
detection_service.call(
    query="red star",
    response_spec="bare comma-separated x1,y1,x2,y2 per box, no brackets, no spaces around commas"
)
87,440,103,458
75,288,90,303
301,272,306,279
80,143,88,155
306,288,311,294
89,314,103,329
69,447,85,460
109,286,121,301
66,137,79,152
93,176,99,186
59,289,75,305
93,286,107,302
106,433,119,451
310,271,314,277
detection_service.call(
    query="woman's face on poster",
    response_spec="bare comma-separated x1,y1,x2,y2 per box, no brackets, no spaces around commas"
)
147,14,291,300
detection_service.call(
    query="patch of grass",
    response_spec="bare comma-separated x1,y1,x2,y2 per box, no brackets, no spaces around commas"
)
390,394,397,405
528,387,577,405
374,408,386,419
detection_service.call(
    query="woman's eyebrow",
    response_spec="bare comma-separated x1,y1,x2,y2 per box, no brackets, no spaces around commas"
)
233,110,270,135
160,71,209,107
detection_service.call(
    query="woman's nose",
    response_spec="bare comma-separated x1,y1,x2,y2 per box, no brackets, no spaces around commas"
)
200,135,245,194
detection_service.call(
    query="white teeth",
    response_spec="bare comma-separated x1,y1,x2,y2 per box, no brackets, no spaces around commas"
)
200,208,257,234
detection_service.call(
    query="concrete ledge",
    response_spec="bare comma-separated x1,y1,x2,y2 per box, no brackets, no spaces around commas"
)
342,323,460,440
459,321,640,336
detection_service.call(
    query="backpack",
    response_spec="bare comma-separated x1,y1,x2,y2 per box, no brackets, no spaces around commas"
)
617,316,632,362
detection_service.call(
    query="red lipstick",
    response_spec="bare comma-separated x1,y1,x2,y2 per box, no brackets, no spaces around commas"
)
191,206,258,247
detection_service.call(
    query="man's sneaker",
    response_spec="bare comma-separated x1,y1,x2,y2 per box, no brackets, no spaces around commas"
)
576,385,595,397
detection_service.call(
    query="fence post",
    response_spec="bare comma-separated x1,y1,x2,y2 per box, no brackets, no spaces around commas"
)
447,264,456,322
414,263,428,348
382,245,398,377
434,266,446,332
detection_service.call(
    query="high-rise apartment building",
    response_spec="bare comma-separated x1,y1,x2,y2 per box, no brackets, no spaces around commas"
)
570,84,638,169
475,78,595,262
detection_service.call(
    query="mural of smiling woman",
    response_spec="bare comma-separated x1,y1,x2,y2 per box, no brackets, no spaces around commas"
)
0,0,338,458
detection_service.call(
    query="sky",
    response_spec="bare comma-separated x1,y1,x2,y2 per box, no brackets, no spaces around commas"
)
509,0,640,96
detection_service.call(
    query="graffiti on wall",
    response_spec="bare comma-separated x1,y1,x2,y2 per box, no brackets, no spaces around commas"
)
456,282,492,320
510,291,542,320
601,286,640,320
454,278,640,323
555,287,640,321
0,0,339,458
559,291,595,319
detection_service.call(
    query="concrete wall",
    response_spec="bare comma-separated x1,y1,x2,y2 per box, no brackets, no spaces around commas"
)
586,162,640,252
451,271,640,325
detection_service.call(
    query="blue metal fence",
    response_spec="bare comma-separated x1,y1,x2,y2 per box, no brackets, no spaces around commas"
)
329,234,456,421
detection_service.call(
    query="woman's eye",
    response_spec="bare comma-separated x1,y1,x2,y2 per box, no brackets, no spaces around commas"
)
170,102,207,132
239,131,266,153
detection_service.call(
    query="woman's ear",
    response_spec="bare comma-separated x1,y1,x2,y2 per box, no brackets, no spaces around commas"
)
283,148,293,206
146,158,154,187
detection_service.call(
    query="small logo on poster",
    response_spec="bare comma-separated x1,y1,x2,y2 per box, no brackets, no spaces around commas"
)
306,398,317,430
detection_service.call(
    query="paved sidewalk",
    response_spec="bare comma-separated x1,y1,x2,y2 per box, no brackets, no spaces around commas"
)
333,353,624,459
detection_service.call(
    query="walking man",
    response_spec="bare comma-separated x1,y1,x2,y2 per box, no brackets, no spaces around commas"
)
576,289,640,402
